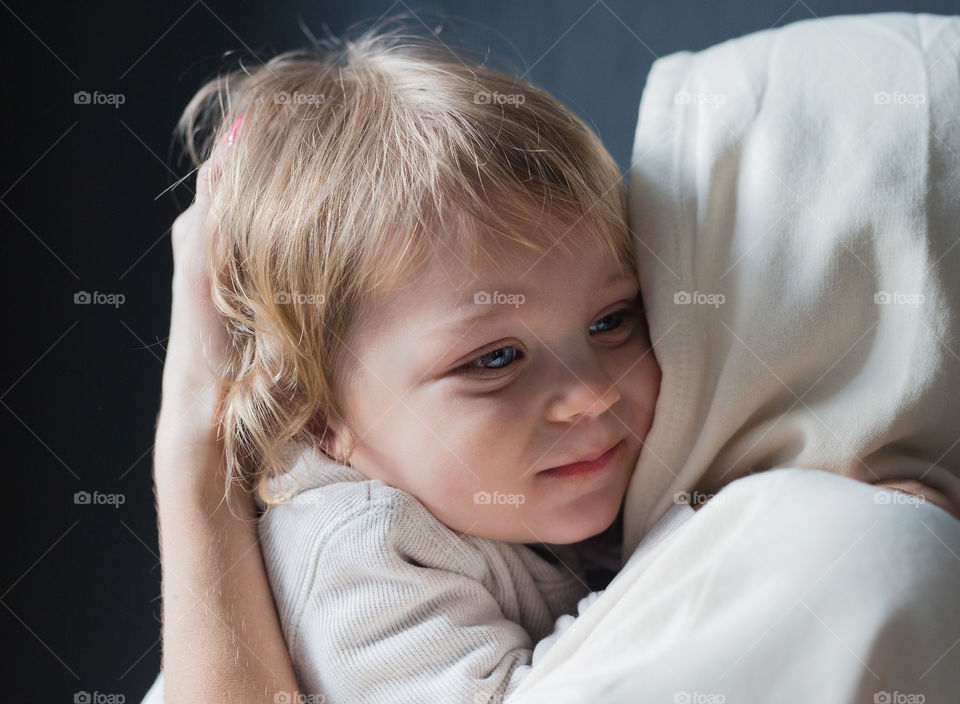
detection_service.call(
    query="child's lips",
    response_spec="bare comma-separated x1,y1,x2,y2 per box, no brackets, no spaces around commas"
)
537,439,623,479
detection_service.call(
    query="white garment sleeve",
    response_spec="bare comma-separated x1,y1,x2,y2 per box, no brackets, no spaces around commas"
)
137,671,163,704
531,503,696,667
510,468,960,703
261,491,539,704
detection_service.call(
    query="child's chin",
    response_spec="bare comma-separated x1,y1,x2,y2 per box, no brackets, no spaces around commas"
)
540,500,621,544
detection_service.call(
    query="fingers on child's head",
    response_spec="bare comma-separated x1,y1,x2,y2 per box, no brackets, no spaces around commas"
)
196,160,220,203
195,114,244,204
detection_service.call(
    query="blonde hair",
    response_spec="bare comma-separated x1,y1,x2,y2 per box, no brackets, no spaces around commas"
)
176,19,637,509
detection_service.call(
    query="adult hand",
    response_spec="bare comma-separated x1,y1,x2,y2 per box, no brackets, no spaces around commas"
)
872,478,960,520
150,114,301,703
689,475,960,521
157,115,240,454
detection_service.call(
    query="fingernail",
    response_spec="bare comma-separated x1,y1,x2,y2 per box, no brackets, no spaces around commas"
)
226,114,244,145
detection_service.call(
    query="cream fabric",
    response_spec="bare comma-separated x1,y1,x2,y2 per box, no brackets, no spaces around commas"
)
510,12,960,704
511,468,960,703
622,11,960,552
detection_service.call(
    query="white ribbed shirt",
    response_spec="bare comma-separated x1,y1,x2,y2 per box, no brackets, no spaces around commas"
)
255,441,591,704
137,441,695,704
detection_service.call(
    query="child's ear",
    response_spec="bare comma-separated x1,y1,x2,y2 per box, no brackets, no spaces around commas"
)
307,410,351,463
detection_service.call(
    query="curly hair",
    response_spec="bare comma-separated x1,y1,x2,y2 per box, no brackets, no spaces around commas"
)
176,17,636,509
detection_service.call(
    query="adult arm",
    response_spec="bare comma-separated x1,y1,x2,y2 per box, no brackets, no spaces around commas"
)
153,143,300,702
511,468,960,703
690,476,960,519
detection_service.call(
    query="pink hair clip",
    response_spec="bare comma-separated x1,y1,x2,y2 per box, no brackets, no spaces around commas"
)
226,114,245,145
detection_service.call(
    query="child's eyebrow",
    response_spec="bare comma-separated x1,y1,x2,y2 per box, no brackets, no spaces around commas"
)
601,273,637,290
426,300,522,340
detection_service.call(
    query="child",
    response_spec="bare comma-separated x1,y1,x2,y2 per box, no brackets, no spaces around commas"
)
143,19,960,704
170,22,667,704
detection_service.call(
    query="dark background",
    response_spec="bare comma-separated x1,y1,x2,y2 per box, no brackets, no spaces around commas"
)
2,0,956,699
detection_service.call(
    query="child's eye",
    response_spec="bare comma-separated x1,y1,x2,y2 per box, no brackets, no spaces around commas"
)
456,346,522,376
589,307,636,335
454,305,640,378
590,311,623,334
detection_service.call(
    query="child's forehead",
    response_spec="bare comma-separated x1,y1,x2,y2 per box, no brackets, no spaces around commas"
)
357,213,637,324
347,237,637,352
431,220,616,274
387,236,584,295
373,235,633,310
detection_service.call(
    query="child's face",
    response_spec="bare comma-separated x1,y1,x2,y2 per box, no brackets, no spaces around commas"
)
330,227,661,544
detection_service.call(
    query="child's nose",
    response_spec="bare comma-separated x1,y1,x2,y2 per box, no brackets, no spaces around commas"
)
544,361,621,423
